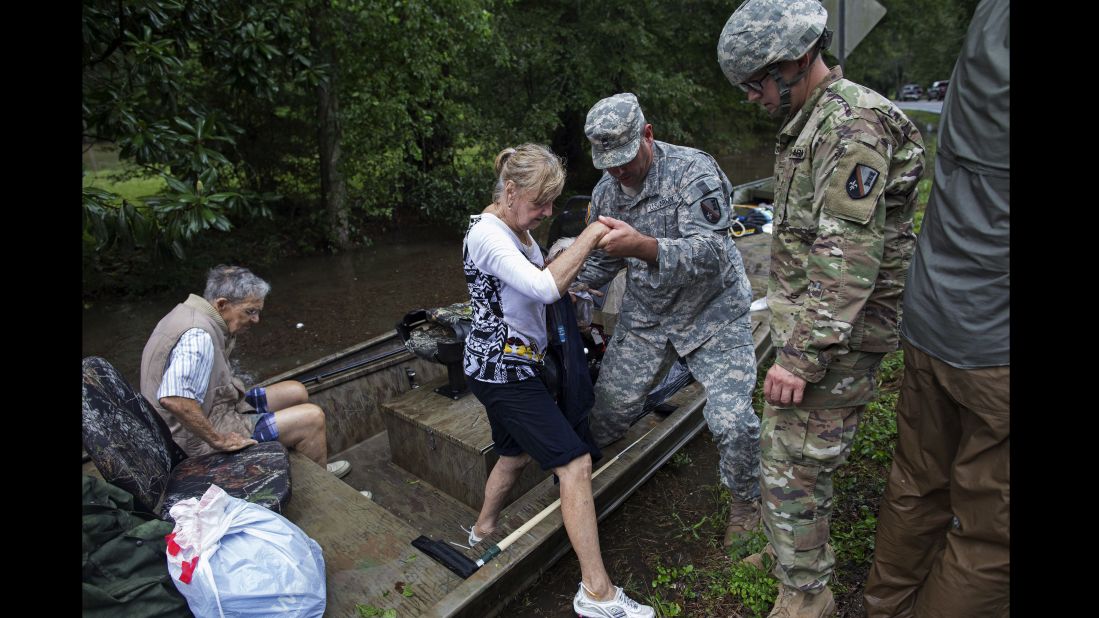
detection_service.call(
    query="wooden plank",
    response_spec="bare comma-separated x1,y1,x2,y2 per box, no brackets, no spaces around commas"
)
283,450,463,617
332,432,482,546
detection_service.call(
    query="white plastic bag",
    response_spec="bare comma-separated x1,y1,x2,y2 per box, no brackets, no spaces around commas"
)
165,485,326,617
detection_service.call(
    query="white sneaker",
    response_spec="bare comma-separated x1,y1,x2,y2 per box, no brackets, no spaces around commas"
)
461,523,483,548
573,583,654,618
326,460,351,478
360,490,373,500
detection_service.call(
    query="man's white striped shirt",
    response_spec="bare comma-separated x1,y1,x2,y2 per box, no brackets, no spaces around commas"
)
156,328,214,404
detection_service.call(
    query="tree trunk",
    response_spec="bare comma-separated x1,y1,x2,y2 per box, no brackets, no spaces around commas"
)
312,0,351,251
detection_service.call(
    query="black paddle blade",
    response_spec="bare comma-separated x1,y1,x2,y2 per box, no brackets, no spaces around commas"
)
412,535,478,579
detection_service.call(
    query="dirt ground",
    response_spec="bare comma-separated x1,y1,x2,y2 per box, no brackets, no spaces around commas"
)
501,425,878,617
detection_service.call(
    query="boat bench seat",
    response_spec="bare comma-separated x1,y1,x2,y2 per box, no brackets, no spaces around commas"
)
81,356,291,520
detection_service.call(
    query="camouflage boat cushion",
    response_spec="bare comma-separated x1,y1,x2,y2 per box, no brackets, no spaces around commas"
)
82,356,291,519
403,302,473,361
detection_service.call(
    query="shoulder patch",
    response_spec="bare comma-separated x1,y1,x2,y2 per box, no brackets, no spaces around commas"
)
823,141,888,225
700,196,723,224
845,164,880,199
691,190,731,230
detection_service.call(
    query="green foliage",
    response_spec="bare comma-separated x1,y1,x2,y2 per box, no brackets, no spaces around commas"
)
831,504,879,565
332,0,498,229
673,512,721,542
852,391,899,466
669,451,693,468
728,528,771,561
476,0,774,194
83,165,168,204
83,0,979,298
652,563,698,597
648,531,777,618
83,0,312,260
877,349,905,384
713,560,779,618
355,605,396,618
644,593,683,618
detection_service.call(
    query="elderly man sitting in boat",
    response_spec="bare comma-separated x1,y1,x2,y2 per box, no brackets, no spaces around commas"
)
139,264,357,484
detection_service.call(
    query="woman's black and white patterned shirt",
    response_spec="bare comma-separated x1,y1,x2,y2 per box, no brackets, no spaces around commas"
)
462,213,561,383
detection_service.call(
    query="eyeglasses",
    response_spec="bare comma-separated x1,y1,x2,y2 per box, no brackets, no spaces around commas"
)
737,68,772,94
738,79,765,94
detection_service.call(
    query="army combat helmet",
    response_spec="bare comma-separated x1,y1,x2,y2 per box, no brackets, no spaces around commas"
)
717,0,833,116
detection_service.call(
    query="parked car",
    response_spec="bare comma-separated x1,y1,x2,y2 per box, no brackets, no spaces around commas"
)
899,84,923,101
927,80,949,100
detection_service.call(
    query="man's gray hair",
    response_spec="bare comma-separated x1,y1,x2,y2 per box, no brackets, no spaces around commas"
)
203,264,271,303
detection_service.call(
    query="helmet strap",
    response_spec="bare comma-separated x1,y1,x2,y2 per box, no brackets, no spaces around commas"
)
774,37,826,116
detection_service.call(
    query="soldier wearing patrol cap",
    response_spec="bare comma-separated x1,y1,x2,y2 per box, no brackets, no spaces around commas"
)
573,92,762,549
717,0,925,616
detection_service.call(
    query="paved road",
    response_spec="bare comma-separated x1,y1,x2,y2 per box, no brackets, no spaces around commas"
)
894,99,943,114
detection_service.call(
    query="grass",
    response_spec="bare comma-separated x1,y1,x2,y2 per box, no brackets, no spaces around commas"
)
645,528,778,618
82,143,168,204
83,169,168,203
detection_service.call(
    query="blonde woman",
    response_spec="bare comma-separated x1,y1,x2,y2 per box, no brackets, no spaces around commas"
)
462,144,654,618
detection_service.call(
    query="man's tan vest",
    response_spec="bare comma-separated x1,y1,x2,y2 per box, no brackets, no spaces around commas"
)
140,294,254,457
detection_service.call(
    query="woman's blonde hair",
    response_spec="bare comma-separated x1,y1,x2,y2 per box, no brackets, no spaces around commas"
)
492,143,566,207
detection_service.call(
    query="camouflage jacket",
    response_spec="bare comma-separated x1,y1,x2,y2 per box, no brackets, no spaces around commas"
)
578,141,754,356
769,66,924,403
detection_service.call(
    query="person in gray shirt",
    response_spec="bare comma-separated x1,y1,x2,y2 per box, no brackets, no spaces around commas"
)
863,1,1009,615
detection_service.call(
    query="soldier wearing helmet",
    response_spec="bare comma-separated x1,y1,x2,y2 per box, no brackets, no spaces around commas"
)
717,1,926,616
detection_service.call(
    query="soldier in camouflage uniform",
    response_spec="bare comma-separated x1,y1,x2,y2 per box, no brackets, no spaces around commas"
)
574,93,761,547
717,1,925,616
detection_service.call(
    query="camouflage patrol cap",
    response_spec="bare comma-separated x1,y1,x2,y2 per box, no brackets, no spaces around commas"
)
717,0,829,86
584,93,646,169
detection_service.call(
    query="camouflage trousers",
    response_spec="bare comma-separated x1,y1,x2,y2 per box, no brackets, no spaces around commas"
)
760,402,862,592
589,317,760,502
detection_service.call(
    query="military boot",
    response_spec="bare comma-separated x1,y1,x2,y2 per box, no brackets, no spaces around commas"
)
767,583,835,618
723,497,761,547
741,543,776,571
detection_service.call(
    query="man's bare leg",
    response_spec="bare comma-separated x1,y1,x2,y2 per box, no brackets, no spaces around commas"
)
272,404,327,465
264,380,310,410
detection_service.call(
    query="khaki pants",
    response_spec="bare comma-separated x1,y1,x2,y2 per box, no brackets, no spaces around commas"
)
864,341,1009,617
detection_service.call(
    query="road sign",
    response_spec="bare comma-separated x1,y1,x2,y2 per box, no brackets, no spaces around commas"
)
823,0,887,61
